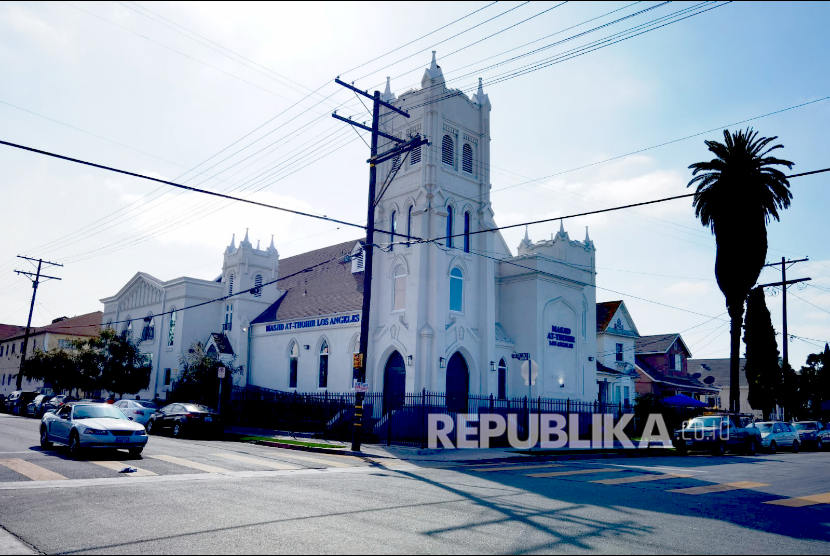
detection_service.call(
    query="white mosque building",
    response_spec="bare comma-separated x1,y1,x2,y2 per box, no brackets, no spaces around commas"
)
101,54,599,407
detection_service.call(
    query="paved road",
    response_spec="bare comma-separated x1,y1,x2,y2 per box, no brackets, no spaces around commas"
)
1,413,829,554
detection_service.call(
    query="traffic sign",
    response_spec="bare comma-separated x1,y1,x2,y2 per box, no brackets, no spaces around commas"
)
512,352,530,361
520,359,539,386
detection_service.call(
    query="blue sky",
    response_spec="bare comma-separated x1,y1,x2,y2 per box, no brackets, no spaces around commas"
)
0,1,828,369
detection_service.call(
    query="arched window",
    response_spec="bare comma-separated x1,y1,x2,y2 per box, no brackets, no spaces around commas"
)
446,205,454,248
167,309,176,347
441,135,454,166
393,264,407,311
288,342,298,388
318,340,329,388
406,205,413,247
142,314,155,341
498,359,507,400
463,211,470,253
123,320,133,340
389,210,396,251
224,303,233,332
253,274,263,297
449,267,463,312
462,143,473,174
228,274,235,296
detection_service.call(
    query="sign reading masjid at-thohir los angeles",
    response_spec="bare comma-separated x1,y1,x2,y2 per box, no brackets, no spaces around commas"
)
547,325,575,349
265,313,360,333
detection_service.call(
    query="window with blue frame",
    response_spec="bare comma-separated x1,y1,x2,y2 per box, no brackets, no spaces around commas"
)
446,205,454,248
449,267,463,312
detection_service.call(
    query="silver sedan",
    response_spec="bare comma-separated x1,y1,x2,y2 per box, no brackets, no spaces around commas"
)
41,403,148,458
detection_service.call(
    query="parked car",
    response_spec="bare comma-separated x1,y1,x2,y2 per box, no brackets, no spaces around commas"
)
752,421,800,453
114,399,159,425
146,403,222,438
0,394,6,412
818,422,830,448
792,421,824,450
6,391,39,416
40,402,148,458
673,413,761,455
25,394,54,418
42,395,75,414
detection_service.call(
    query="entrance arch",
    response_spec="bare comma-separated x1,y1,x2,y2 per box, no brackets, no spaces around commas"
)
383,351,406,415
446,352,469,413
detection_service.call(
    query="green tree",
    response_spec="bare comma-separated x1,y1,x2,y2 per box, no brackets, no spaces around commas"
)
797,344,830,418
172,342,239,408
73,329,151,397
780,363,801,419
20,347,82,394
688,128,793,413
743,287,781,418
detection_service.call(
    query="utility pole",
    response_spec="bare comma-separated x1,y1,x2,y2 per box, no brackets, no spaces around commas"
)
13,255,63,389
332,78,428,452
758,257,811,369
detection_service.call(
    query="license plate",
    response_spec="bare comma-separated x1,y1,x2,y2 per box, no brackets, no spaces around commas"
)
205,416,212,423
115,437,130,444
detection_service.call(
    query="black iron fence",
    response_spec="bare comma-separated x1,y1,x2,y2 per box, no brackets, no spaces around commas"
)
228,386,633,447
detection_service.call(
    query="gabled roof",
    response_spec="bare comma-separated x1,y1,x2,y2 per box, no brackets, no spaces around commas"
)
0,312,102,341
597,361,625,376
207,333,234,355
252,239,363,324
635,333,691,357
0,324,26,340
688,358,748,389
596,300,640,336
635,356,718,392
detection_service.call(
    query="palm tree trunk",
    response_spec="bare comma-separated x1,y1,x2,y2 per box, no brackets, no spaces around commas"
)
728,302,745,413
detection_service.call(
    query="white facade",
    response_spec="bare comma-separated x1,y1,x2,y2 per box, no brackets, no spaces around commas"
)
595,301,638,407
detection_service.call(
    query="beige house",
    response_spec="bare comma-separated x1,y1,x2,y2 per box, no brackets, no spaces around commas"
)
0,312,102,396
687,357,763,417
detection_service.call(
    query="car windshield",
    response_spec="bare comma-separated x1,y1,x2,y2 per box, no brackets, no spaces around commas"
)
136,401,159,409
684,417,722,429
793,422,816,431
183,404,211,412
754,423,773,432
73,405,128,420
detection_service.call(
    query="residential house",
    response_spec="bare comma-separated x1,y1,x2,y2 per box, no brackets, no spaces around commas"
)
634,333,719,402
688,357,763,417
595,301,639,408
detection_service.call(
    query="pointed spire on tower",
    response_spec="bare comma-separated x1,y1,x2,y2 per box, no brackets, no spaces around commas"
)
256,239,261,250
269,234,276,251
421,50,445,89
228,233,236,250
555,219,569,241
518,225,533,254
240,228,252,248
585,226,590,242
560,220,565,234
381,76,395,102
524,225,530,242
473,77,490,107
430,50,438,71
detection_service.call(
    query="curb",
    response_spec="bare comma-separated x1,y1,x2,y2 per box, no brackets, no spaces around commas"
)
253,440,370,458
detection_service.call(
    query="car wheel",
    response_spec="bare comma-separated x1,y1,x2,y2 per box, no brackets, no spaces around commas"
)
746,439,758,456
145,419,154,435
793,440,800,453
769,440,777,454
128,447,143,458
172,422,183,438
40,427,52,449
68,432,83,460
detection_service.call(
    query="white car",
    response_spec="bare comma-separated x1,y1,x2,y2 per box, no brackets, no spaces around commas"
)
40,403,148,458
114,399,159,425
752,421,801,453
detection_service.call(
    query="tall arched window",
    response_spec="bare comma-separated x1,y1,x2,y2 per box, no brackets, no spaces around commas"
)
389,210,396,251
288,342,298,388
462,143,473,174
406,205,413,247
446,205,454,248
123,319,133,340
228,274,235,296
463,211,470,253
393,264,407,311
318,340,329,388
168,309,176,346
253,274,263,297
441,135,454,166
142,313,155,341
498,358,507,400
449,267,463,312
224,303,233,332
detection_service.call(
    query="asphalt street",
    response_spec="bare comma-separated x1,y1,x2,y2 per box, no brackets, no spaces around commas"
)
0,413,829,554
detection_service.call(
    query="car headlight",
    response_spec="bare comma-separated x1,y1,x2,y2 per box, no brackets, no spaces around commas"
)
82,428,108,435
134,430,147,436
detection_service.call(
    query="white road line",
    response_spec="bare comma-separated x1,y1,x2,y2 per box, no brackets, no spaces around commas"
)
88,460,158,477
148,454,231,473
214,453,300,470
0,458,67,481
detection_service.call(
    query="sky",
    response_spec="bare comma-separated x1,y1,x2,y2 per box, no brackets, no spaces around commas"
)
0,1,828,370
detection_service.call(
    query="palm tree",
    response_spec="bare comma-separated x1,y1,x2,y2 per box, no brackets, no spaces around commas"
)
688,128,793,413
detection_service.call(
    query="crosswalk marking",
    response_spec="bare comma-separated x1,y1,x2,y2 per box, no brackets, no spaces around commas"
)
528,467,621,478
148,454,230,473
670,481,768,495
475,463,564,473
214,453,300,470
88,460,157,477
0,458,67,481
764,492,830,507
592,473,692,485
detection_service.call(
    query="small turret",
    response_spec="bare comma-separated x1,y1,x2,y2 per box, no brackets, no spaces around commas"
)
381,76,395,102
421,51,445,89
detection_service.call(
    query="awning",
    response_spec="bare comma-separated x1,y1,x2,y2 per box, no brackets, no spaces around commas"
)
661,394,707,408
